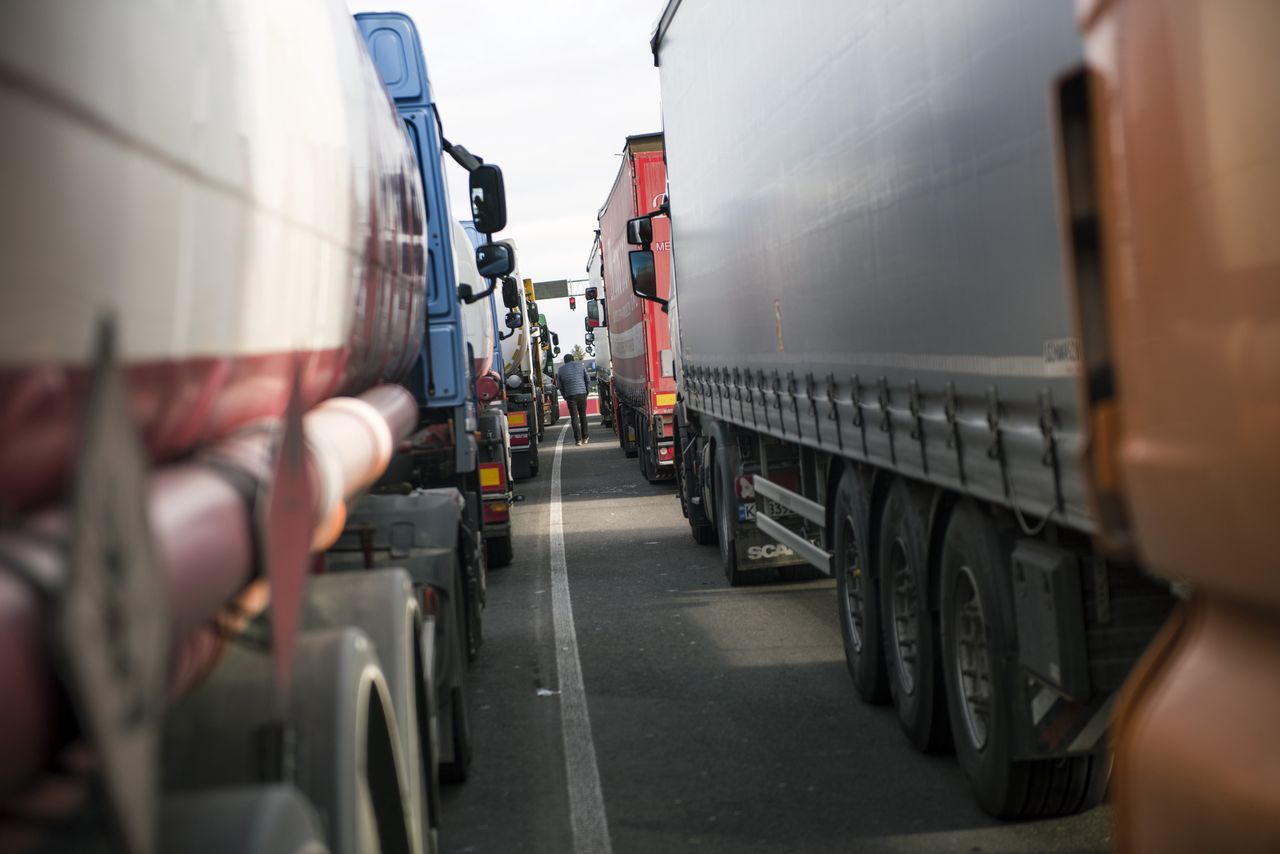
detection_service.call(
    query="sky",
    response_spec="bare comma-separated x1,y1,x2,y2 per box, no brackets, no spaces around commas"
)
347,0,665,287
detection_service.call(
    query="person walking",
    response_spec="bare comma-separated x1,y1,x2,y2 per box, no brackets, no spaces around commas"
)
556,353,591,445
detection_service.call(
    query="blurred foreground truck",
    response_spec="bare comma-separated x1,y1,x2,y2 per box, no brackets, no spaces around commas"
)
632,0,1176,818
1060,2,1280,850
0,3,515,852
597,134,677,482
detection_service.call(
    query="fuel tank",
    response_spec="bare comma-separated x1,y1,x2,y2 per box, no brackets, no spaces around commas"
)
0,0,427,511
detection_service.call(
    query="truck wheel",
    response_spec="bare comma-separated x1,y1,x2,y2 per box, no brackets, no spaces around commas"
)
293,629,414,854
676,421,716,545
713,439,748,586
439,684,473,784
440,563,474,783
833,469,889,704
623,409,639,458
680,455,716,544
487,534,514,568
939,501,1107,817
879,480,951,752
304,570,435,852
639,419,663,484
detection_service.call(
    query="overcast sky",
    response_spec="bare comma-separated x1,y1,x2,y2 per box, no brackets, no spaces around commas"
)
347,0,665,288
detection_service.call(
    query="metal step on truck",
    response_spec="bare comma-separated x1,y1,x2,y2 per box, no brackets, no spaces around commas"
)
625,0,1177,821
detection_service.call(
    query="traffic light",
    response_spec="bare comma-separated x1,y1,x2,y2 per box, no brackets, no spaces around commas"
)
569,296,577,310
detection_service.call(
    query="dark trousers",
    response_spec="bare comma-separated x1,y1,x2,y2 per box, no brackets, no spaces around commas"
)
567,394,589,440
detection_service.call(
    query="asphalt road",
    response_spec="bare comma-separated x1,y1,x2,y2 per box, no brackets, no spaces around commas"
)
441,414,1113,854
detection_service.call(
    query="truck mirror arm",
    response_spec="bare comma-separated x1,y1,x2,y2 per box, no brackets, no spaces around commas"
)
431,103,483,172
458,281,497,305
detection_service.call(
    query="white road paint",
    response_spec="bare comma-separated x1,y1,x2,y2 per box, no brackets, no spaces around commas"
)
549,424,613,854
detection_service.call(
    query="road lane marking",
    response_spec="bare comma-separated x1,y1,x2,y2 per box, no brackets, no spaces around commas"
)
549,424,613,854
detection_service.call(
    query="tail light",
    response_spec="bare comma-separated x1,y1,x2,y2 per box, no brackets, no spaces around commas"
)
421,586,439,618
479,461,507,493
483,501,509,524
510,433,530,447
658,445,674,462
734,475,756,501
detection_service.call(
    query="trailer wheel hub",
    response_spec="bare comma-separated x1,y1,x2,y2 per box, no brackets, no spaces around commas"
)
953,564,992,751
889,539,920,696
841,516,866,652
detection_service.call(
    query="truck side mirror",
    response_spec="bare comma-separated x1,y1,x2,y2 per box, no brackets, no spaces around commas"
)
470,164,507,234
501,276,520,309
585,331,595,344
629,249,661,301
586,299,601,323
626,216,652,246
553,346,561,356
504,310,523,329
551,332,560,346
586,318,601,329
476,242,514,278
585,286,598,300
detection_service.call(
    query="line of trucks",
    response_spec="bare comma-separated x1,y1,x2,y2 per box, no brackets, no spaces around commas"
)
593,0,1279,842
0,3,553,853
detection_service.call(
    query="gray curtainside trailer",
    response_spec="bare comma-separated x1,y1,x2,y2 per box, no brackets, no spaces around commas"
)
625,0,1174,821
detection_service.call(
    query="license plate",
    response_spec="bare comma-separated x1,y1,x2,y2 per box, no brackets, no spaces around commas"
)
760,496,791,518
740,497,792,522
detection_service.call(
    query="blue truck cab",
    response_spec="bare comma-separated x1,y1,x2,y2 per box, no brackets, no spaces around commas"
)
329,12,515,785
357,13,470,425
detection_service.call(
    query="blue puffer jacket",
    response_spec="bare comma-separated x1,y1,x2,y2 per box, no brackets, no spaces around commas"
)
556,360,589,396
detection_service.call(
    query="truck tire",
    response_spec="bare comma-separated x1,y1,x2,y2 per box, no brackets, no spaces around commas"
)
639,419,663,484
292,629,414,854
305,570,437,853
675,419,717,545
712,437,749,586
528,427,540,477
440,562,474,783
832,469,889,704
439,684,473,784
487,533,514,568
939,501,1108,818
878,480,951,752
622,408,639,458
161,626,423,854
